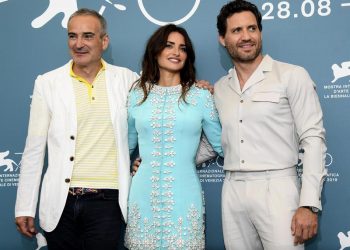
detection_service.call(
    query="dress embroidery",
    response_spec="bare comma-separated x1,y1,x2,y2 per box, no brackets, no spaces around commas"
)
125,84,222,249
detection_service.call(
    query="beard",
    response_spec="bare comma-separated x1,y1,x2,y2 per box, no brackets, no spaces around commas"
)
226,40,262,63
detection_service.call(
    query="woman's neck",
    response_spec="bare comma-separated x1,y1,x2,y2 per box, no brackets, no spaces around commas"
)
158,70,181,87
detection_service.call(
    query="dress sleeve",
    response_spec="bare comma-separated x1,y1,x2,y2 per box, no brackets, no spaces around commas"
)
127,89,139,155
201,90,223,157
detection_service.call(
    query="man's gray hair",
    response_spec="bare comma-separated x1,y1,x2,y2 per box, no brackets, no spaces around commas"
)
68,8,107,37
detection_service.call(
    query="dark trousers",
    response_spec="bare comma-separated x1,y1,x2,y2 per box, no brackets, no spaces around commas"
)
44,189,122,250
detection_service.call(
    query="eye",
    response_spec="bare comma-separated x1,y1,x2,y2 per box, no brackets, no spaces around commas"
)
231,28,241,34
83,33,95,40
165,42,173,48
68,33,76,39
180,46,187,52
248,26,257,32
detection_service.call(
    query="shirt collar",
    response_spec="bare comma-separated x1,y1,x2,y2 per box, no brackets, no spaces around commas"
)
70,59,106,84
230,54,273,76
257,54,273,73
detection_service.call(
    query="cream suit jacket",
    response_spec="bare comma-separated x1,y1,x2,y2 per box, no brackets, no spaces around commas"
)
15,61,138,232
214,55,327,209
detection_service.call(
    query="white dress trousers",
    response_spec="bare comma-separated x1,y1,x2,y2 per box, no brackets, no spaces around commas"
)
222,168,304,250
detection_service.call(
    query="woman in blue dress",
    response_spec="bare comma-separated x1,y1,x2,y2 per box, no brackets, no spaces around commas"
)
125,24,223,250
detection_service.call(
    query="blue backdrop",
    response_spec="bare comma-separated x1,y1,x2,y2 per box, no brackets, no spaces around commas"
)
0,0,349,249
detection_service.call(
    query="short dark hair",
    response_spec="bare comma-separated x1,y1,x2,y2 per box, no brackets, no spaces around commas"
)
217,0,262,37
136,24,196,104
68,8,107,37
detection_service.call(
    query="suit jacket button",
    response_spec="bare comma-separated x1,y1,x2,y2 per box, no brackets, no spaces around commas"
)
70,135,75,140
65,178,70,183
70,156,74,161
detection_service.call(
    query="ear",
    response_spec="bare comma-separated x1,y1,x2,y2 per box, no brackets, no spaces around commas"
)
218,35,226,47
102,34,110,50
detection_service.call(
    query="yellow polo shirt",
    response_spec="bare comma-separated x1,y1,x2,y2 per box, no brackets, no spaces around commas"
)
69,61,118,189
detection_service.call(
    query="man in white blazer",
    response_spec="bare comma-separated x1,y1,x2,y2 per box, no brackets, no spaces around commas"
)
215,1,327,250
15,8,138,249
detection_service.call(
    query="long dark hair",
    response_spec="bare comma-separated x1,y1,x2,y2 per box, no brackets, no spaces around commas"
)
135,24,196,104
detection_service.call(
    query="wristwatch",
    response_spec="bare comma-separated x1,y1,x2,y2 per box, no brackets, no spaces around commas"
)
303,206,319,213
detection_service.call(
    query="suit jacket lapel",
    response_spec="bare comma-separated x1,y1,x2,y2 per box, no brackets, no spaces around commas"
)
58,61,77,133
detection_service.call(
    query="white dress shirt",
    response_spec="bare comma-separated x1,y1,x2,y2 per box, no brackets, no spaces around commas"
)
214,55,327,209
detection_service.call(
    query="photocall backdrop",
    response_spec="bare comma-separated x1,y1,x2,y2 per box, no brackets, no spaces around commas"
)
0,0,349,249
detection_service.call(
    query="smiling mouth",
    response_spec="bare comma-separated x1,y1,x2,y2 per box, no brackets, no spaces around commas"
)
168,58,181,63
74,51,88,56
239,43,255,48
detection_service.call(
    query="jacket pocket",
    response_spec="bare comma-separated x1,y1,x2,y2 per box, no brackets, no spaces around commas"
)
251,92,280,103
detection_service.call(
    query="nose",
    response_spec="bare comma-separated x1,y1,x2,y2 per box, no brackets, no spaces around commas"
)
172,47,180,56
75,36,84,48
241,29,251,40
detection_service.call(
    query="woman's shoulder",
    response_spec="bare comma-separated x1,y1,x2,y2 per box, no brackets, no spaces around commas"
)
185,85,213,107
188,85,213,100
128,85,144,107
188,85,212,97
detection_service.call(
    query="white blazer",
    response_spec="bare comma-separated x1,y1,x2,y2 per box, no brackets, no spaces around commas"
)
15,61,138,232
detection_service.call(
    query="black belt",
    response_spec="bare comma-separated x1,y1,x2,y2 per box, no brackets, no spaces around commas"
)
68,187,119,196
68,187,101,196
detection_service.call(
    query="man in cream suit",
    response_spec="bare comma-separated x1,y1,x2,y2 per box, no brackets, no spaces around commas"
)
15,9,138,249
215,1,327,250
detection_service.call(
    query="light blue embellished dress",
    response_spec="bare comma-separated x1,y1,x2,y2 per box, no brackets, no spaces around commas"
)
124,84,222,250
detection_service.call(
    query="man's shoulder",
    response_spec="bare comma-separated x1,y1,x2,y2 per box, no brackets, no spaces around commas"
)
271,57,306,73
106,63,131,73
214,72,232,90
267,56,313,86
105,63,139,90
105,63,138,77
39,61,70,79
